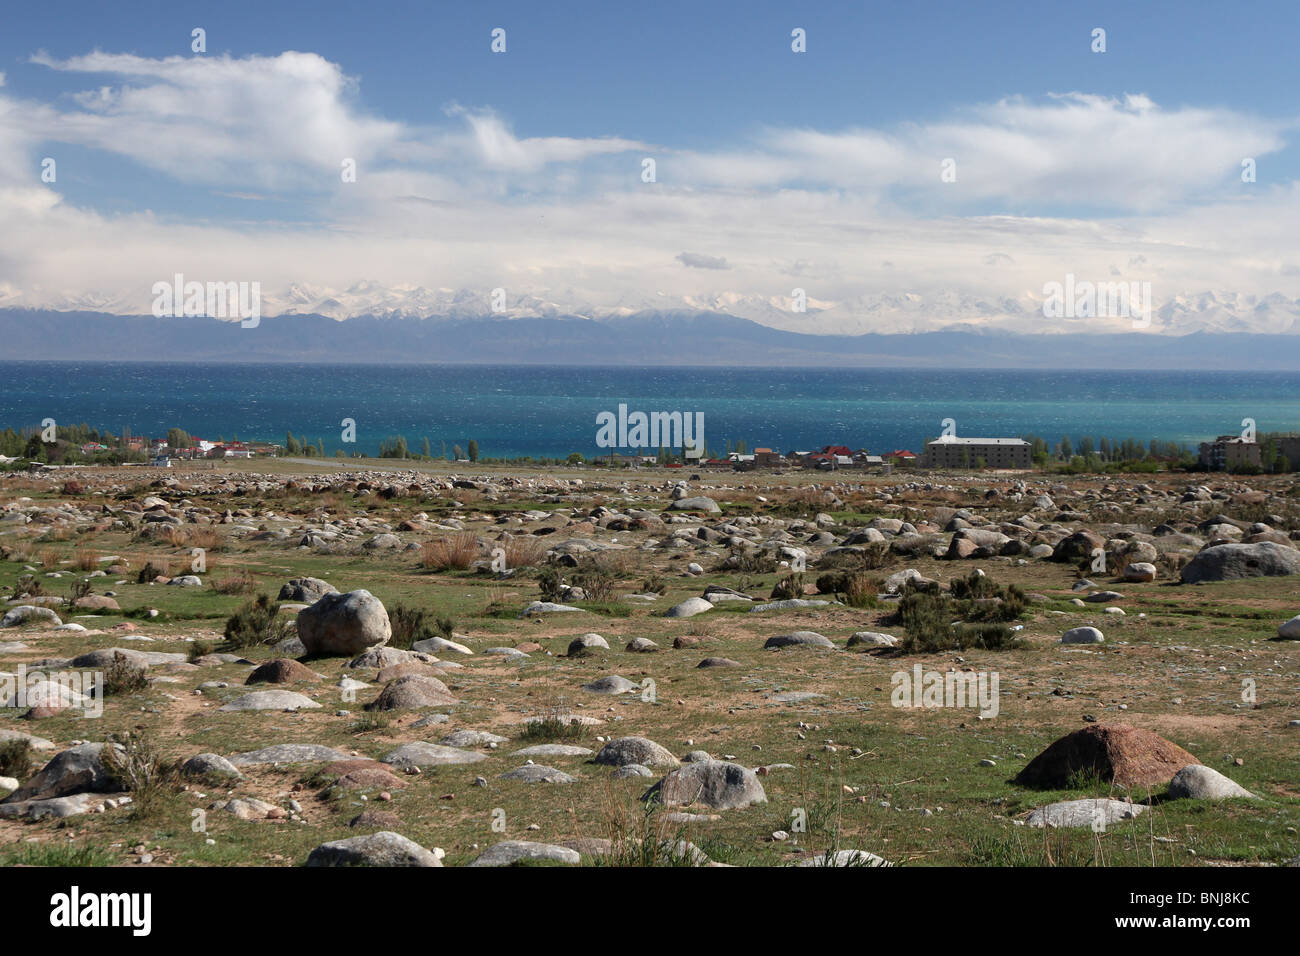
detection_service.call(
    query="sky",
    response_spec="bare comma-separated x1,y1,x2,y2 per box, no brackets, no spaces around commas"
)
1,0,1297,329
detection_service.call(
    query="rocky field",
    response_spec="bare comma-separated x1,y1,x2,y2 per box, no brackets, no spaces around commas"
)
1,460,1298,867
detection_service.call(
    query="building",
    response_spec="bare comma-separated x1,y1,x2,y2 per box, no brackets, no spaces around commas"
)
753,447,783,468
924,436,1031,470
886,449,917,465
1198,436,1261,471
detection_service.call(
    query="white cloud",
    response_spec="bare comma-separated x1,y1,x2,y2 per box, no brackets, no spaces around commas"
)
0,49,1295,331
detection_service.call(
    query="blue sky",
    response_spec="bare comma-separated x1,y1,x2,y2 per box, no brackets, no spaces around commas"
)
1,0,1297,330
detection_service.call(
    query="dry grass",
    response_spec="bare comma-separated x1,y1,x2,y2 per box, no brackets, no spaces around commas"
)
163,525,225,551
74,547,100,571
501,536,545,570
420,532,480,571
37,547,60,569
212,568,257,595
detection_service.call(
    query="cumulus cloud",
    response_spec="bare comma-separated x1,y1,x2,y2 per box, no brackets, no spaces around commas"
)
0,48,1296,330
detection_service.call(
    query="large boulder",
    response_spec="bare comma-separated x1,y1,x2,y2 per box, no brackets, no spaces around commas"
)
1278,615,1300,639
667,497,721,514
1,605,62,628
297,589,391,656
1180,542,1300,583
1051,530,1105,563
1027,798,1145,828
365,675,458,711
593,736,680,768
306,831,442,867
467,841,580,867
643,761,767,810
1014,724,1199,790
764,631,834,649
1167,765,1258,800
277,577,337,603
665,597,714,618
1,743,123,803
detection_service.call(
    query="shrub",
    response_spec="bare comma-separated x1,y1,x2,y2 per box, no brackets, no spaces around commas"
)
223,594,291,649
74,548,99,571
187,639,215,662
68,578,93,604
102,651,148,696
537,566,564,602
137,561,162,584
895,580,1024,654
770,572,805,601
101,730,179,819
388,602,436,650
571,555,617,604
10,573,43,600
60,480,85,496
0,739,32,781
641,573,668,596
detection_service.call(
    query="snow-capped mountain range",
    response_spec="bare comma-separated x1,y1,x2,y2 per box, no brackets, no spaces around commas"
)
1,282,1298,335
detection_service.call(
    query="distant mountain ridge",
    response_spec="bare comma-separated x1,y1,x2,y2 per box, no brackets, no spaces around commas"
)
1,308,1296,368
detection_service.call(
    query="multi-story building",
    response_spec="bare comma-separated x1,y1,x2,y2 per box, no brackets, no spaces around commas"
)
923,436,1032,470
1198,436,1261,470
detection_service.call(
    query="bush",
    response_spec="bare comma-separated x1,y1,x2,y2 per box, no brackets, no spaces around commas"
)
770,572,805,601
537,566,564,602
102,651,148,696
137,561,162,584
388,602,436,650
68,578,93,604
0,739,32,781
571,555,617,604
895,579,1024,654
101,730,178,819
10,573,43,600
641,573,668,596
223,594,291,649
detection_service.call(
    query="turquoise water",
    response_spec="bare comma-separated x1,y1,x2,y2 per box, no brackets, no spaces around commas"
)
2,363,1297,459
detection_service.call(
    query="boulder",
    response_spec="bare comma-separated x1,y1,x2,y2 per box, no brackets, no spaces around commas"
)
381,743,486,769
1015,724,1199,790
277,577,337,603
297,589,391,657
582,675,639,695
667,497,721,514
1277,615,1300,640
567,633,609,655
246,658,320,685
1167,764,1258,800
306,831,442,867
1,742,123,803
365,675,458,710
467,841,580,867
219,690,321,712
500,765,577,784
1123,562,1157,583
764,631,835,649
1,606,62,628
1027,798,1144,828
1061,626,1105,645
643,760,767,810
1180,542,1300,583
593,736,680,768
665,597,714,618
